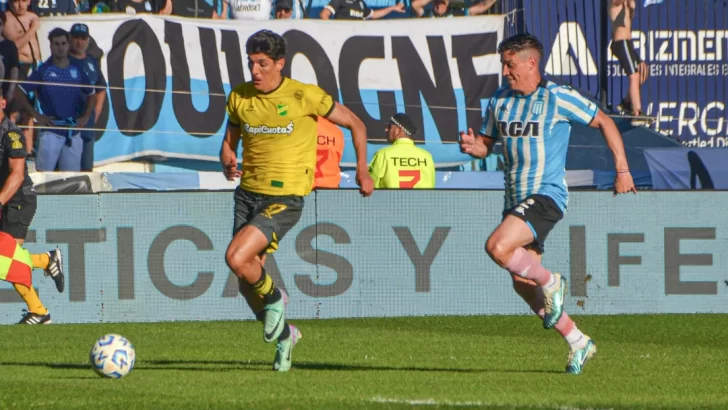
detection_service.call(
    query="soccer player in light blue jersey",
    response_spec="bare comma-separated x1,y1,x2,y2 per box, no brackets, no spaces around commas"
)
459,34,637,375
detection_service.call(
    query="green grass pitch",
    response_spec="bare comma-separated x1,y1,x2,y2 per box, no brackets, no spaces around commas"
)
1,314,727,409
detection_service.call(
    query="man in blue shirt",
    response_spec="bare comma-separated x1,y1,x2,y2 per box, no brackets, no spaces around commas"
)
459,34,637,375
15,27,95,172
69,23,106,171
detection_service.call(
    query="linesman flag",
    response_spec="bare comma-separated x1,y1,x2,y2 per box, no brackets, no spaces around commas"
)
0,231,32,287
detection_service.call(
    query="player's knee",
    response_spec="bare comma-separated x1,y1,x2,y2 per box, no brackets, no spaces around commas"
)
485,237,513,267
225,245,254,275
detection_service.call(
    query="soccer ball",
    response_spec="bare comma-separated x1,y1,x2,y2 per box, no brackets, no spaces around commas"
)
89,334,136,379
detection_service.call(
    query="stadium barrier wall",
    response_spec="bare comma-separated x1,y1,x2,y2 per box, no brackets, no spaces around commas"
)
1,191,726,325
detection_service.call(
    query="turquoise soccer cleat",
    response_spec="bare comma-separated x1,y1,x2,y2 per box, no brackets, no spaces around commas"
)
543,273,566,329
566,337,597,375
273,324,302,372
263,297,286,343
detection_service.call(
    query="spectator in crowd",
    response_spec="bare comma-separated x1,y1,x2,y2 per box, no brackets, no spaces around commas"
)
211,0,229,18
411,0,495,17
172,0,227,19
609,0,648,124
272,0,304,19
368,113,435,189
224,0,273,20
320,0,404,20
68,23,106,172
3,0,41,155
173,0,225,17
0,13,19,123
81,1,112,13
112,0,171,14
14,28,95,172
30,0,77,17
313,116,344,189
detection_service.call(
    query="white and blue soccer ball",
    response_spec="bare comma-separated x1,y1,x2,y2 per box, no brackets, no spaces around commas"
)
89,334,136,379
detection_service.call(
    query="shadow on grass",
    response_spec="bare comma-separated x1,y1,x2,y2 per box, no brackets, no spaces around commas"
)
0,360,561,374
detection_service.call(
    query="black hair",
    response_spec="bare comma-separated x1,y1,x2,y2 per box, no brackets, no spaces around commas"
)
497,33,544,59
245,30,286,61
48,27,70,42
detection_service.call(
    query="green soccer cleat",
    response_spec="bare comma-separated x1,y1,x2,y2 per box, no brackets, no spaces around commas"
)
273,324,302,372
566,337,597,375
543,273,566,329
263,297,286,343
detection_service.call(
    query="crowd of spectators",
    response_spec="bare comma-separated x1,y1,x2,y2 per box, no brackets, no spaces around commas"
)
0,0,499,172
0,0,501,20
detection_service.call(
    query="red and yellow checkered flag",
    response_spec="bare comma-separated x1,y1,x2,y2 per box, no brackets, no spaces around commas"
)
0,231,32,288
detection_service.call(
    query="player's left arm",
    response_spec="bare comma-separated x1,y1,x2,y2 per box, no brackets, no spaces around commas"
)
320,100,373,197
588,110,636,194
0,132,27,206
558,86,637,195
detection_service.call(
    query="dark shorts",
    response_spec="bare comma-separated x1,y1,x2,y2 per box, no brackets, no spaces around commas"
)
502,194,564,254
233,187,304,255
610,39,641,75
1,187,37,241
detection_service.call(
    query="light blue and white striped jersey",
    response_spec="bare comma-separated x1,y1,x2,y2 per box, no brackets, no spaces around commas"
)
480,80,598,212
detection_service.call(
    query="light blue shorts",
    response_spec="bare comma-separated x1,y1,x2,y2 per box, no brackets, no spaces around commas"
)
35,131,82,172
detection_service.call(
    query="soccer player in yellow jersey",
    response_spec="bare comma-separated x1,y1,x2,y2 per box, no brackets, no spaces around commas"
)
220,30,374,372
369,113,436,189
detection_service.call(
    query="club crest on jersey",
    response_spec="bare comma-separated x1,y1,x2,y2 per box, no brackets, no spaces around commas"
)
532,101,544,115
497,120,540,137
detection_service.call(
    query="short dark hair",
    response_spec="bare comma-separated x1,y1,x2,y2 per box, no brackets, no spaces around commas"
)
497,34,544,59
246,30,286,61
48,28,70,42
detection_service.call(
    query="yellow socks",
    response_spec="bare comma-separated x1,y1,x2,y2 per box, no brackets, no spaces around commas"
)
31,253,50,270
13,283,48,315
252,270,275,297
251,269,282,304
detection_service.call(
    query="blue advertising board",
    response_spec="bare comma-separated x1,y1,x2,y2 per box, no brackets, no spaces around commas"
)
1,191,726,324
523,0,728,146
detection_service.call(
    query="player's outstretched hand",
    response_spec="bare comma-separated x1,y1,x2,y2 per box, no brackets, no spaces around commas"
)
458,128,476,155
221,154,242,181
356,167,374,197
613,171,637,196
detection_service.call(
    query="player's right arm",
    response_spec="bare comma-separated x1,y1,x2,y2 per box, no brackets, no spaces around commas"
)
459,97,498,158
0,131,27,206
220,91,242,181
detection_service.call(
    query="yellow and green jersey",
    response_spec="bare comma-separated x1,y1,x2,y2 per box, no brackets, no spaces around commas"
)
226,77,335,197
